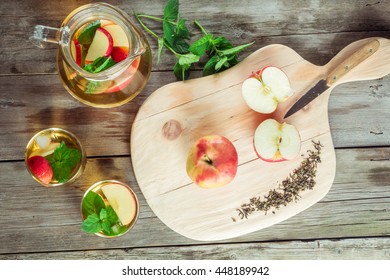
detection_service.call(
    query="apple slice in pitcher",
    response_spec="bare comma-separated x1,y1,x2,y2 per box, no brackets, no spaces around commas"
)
85,27,114,63
103,24,129,48
104,56,140,93
70,39,82,66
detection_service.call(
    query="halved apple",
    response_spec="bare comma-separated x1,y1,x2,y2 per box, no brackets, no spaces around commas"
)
254,119,301,162
242,66,293,114
85,27,114,63
101,183,137,226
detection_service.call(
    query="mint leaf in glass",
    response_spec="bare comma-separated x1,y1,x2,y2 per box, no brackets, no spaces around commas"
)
81,191,106,218
81,213,102,233
46,141,81,183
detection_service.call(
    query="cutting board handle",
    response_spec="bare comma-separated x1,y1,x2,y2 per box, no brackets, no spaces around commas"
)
325,37,390,87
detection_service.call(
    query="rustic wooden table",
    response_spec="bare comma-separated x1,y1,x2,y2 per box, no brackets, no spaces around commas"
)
0,0,389,260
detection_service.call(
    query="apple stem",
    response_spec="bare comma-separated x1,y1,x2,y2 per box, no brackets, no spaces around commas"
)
202,154,213,165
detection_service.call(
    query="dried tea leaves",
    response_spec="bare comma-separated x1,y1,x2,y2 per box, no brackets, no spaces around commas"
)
236,140,323,220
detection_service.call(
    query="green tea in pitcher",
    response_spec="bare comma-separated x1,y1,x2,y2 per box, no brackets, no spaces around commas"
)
32,3,152,108
71,20,134,73
63,19,147,97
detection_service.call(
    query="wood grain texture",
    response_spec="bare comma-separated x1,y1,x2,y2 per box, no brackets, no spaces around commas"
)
0,147,389,255
1,0,390,260
2,238,390,260
1,71,389,161
1,0,389,75
131,38,390,241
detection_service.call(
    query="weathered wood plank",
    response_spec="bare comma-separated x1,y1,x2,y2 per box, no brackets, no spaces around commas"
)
1,0,389,74
2,237,390,260
0,148,389,254
1,73,389,161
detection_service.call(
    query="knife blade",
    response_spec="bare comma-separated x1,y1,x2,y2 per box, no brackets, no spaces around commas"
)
284,39,380,118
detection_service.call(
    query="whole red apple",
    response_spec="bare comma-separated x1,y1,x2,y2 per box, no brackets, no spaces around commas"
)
186,135,238,188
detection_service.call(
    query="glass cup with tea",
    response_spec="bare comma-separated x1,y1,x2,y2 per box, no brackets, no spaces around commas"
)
25,128,86,187
81,180,139,238
30,2,152,108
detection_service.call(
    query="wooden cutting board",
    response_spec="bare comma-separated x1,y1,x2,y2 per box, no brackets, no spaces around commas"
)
131,37,390,241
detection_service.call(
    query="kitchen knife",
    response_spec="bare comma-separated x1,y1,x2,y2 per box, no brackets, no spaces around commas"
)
284,39,380,118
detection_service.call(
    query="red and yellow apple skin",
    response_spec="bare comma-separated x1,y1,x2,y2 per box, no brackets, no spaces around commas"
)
186,135,238,188
104,56,140,93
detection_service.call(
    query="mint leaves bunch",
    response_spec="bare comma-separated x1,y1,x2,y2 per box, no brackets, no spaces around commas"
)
135,0,253,80
46,141,81,183
81,191,127,236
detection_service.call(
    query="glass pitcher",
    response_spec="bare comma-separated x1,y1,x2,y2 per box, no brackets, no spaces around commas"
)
31,2,152,108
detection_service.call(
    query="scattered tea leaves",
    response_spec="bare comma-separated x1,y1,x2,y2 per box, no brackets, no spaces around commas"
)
236,140,323,219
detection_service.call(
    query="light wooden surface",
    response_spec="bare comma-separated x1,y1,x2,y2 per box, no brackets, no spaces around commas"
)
0,0,390,259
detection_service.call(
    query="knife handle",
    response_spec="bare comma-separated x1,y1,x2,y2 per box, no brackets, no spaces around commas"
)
326,39,380,86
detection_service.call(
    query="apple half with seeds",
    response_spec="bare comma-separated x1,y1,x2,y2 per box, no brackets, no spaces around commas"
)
254,119,301,162
242,66,294,114
186,135,238,188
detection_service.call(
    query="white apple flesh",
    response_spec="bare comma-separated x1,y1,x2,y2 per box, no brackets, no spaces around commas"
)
101,183,137,226
242,66,293,114
103,24,129,48
186,135,238,188
254,119,301,162
85,27,114,62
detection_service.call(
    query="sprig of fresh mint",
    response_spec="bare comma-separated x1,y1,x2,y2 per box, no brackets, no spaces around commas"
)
81,190,128,236
84,56,116,74
77,20,101,45
45,141,81,183
134,0,253,80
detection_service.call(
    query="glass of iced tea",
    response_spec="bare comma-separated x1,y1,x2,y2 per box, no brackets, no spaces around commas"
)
81,180,139,238
30,2,152,108
25,128,86,187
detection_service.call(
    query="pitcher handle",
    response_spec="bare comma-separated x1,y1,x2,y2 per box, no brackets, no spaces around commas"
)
30,25,60,48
